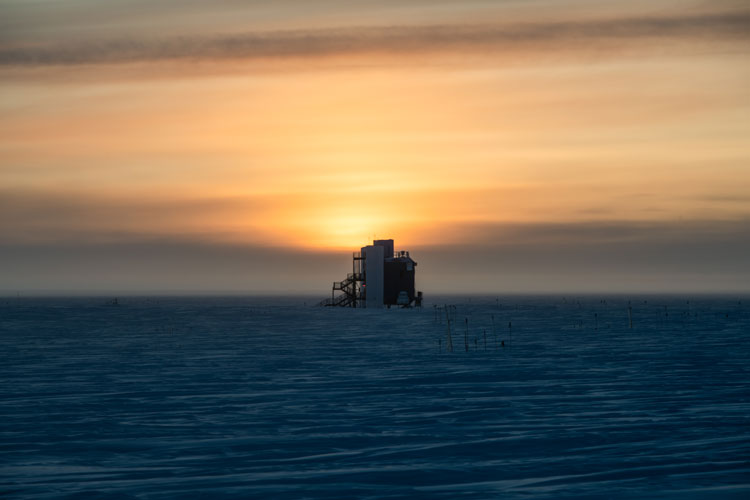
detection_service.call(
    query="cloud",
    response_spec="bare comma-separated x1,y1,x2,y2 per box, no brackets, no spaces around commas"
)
1,218,748,294
0,240,345,294
413,219,750,293
422,219,750,248
1,11,748,66
0,188,266,244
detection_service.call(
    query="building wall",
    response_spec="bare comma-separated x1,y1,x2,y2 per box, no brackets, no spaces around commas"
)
373,239,394,259
383,259,416,305
362,244,384,308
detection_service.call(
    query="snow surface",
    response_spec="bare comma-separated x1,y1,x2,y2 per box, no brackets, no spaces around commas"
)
1,295,749,499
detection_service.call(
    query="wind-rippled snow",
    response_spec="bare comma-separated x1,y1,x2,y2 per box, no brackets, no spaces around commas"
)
1,296,749,499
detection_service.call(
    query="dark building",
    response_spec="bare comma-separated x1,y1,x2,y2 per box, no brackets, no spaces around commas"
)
384,252,416,306
322,239,422,308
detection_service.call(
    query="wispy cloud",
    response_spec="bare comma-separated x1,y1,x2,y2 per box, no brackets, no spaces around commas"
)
2,12,748,66
0,188,265,244
2,219,748,293
414,219,750,293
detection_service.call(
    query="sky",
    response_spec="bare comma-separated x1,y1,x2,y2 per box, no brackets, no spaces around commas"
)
1,0,749,294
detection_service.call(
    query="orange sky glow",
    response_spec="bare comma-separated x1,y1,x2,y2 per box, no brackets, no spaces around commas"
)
1,0,749,292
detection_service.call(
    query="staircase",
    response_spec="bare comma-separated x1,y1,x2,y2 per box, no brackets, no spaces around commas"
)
319,272,363,307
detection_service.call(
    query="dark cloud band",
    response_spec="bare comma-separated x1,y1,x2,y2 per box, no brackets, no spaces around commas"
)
2,12,749,66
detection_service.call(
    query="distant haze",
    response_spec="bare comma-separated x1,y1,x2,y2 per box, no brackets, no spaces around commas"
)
1,0,749,294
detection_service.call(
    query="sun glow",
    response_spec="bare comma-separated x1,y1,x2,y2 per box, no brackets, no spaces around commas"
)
2,44,749,254
297,214,387,250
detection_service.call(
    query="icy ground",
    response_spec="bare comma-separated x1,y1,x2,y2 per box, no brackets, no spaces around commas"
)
1,295,749,499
